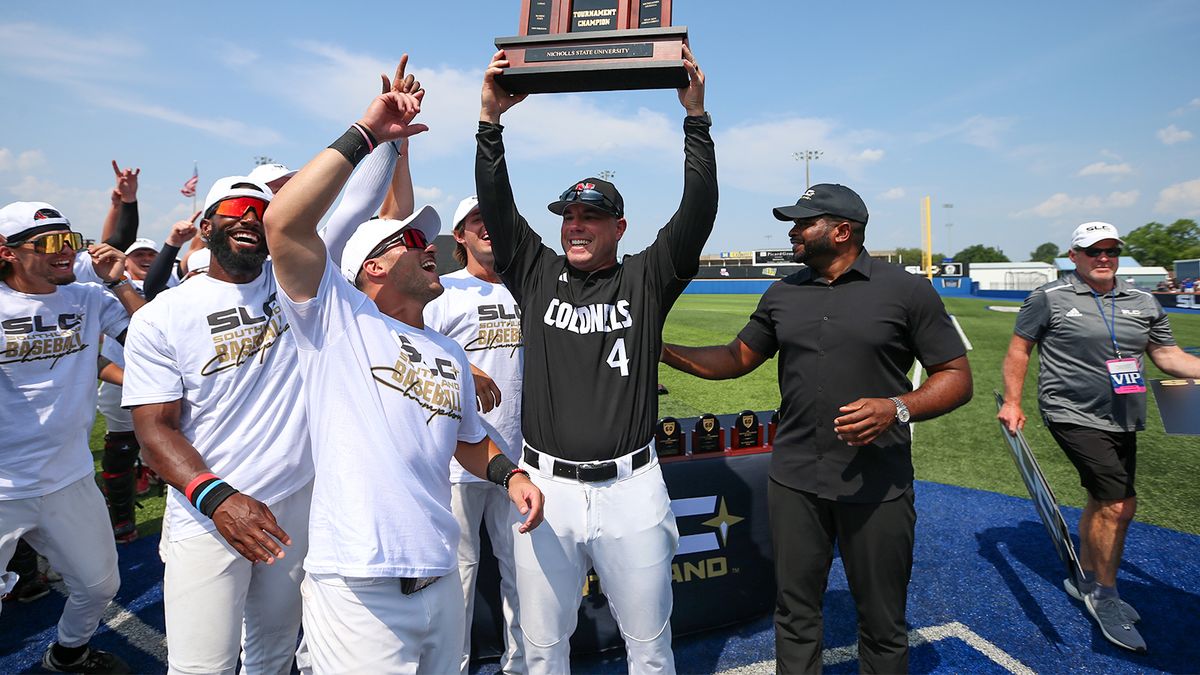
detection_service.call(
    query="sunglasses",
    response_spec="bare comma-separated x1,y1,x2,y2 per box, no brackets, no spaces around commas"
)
367,227,430,260
1076,246,1122,258
11,231,85,254
558,186,622,217
211,196,269,220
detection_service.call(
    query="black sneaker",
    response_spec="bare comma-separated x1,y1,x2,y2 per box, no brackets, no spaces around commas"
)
41,645,132,674
1064,576,1140,623
2,572,50,603
1084,593,1147,653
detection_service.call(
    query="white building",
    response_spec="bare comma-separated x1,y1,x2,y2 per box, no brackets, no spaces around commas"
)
969,262,1057,291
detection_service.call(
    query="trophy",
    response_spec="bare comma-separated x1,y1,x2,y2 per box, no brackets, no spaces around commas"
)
731,410,762,449
692,414,723,454
495,0,688,94
655,416,684,457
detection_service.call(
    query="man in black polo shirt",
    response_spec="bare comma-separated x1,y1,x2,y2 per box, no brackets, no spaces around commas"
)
662,184,972,673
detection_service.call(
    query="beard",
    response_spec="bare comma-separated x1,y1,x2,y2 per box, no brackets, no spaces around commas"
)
208,226,268,276
793,230,837,264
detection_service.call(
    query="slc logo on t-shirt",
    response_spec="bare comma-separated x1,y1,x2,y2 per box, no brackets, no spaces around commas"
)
371,333,464,423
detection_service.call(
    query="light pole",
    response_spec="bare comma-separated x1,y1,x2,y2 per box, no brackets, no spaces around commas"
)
254,156,275,166
598,170,616,182
942,203,954,258
792,150,823,188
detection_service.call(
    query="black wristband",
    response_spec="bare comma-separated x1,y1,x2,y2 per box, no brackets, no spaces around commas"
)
328,127,372,167
197,480,239,519
486,454,519,487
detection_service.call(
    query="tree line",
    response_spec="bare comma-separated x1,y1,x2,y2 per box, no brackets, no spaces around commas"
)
893,219,1199,270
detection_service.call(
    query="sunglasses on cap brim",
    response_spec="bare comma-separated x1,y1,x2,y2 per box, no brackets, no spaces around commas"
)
8,231,84,254
557,187,621,216
367,227,430,260
211,196,269,220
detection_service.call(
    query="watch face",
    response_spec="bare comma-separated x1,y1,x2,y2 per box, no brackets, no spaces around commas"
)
897,408,910,423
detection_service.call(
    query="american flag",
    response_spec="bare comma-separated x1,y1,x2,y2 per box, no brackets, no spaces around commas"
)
180,165,198,198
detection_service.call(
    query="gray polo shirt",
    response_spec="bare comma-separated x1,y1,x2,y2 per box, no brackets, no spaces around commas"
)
1014,273,1175,431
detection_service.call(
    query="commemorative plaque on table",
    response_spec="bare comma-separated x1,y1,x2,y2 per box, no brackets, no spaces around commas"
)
495,0,688,94
731,410,762,449
655,416,684,457
692,414,723,454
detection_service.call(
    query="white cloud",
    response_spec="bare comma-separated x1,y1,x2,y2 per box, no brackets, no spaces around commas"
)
216,43,259,68
1170,98,1200,116
0,149,47,173
1077,161,1132,177
880,187,906,200
1157,124,1193,145
0,22,282,146
1017,191,1140,218
915,115,1016,150
4,175,111,239
1155,178,1200,217
712,117,886,194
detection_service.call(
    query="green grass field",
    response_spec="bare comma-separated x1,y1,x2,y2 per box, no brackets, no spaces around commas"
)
96,294,1199,540
659,295,1200,534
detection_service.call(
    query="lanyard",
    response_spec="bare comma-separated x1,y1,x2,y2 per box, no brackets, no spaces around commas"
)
1091,290,1122,359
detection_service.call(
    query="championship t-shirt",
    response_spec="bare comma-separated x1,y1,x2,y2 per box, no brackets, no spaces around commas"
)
424,268,523,483
121,262,314,542
1,281,129,499
278,257,486,577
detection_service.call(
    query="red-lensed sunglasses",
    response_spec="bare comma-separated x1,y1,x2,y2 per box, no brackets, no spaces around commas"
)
367,227,430,259
211,196,268,220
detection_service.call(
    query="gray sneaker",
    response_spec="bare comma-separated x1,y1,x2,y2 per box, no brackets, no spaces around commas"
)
1063,576,1140,623
1084,593,1147,653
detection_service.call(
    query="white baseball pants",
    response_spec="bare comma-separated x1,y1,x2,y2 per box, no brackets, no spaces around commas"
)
163,481,311,675
451,481,525,674
0,475,120,648
515,453,679,675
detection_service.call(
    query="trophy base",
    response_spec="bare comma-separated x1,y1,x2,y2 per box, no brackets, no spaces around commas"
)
495,26,688,94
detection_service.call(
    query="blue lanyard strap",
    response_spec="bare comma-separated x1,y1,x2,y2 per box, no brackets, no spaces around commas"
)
1091,290,1122,358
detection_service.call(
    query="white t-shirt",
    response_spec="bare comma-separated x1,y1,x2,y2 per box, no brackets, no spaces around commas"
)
1,281,129,499
424,268,524,483
121,262,314,542
278,258,486,577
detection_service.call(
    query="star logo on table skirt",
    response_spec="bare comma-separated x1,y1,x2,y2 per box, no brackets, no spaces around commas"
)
702,498,744,547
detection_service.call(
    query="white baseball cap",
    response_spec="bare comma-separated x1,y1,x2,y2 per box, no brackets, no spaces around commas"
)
202,176,272,216
184,249,211,276
451,196,480,230
0,201,71,242
124,238,160,255
246,163,296,187
1071,221,1124,249
340,205,441,283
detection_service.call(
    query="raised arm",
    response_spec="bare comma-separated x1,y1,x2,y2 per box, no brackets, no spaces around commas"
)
379,138,414,220
144,213,199,300
265,58,428,302
323,57,421,266
656,44,718,278
474,50,535,276
103,160,141,249
662,338,768,380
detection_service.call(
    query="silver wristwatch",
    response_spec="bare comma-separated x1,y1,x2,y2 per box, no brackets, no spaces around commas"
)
888,396,911,424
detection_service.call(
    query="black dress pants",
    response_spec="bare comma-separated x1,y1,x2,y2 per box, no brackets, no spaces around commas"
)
768,478,916,674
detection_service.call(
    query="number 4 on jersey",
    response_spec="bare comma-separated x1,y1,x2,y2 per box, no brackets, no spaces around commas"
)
606,337,630,377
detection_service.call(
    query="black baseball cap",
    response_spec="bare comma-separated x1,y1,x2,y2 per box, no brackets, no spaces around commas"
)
772,183,869,225
547,177,624,218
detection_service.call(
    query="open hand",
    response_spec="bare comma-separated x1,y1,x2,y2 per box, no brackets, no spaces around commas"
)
212,493,291,564
676,44,705,116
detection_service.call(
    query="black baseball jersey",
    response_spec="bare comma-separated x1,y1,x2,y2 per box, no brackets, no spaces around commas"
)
475,116,718,462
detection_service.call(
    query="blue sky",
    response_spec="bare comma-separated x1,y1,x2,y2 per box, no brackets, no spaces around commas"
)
2,1,1198,261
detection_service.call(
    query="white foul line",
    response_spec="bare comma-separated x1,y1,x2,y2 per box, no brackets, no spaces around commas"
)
51,581,168,663
716,621,1034,675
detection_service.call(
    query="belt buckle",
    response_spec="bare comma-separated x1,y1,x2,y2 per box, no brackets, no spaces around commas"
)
577,461,616,483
